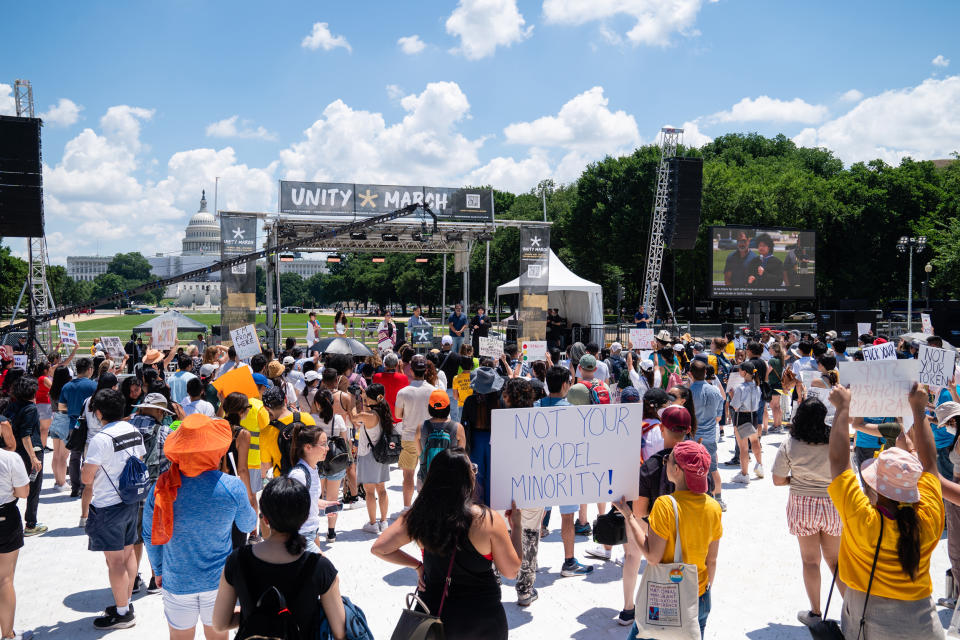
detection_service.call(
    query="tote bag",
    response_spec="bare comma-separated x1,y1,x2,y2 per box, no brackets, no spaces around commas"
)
634,495,701,640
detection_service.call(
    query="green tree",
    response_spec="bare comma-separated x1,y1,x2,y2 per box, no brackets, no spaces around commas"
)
0,242,27,311
278,272,306,307
90,273,129,307
107,252,153,281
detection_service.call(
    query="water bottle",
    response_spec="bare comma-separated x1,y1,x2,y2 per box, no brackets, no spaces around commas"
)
29,468,39,482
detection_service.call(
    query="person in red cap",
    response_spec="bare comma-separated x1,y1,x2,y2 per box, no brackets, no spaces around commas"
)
414,389,466,483
614,438,722,638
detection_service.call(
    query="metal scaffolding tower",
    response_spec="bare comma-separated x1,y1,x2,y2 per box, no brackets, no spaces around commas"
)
641,127,682,321
15,79,55,351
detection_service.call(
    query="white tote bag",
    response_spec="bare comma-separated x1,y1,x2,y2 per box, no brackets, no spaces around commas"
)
634,495,701,640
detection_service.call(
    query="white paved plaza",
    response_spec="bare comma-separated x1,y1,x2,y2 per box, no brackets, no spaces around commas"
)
14,432,954,639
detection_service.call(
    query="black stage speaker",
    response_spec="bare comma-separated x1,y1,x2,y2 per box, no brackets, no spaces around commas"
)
0,115,44,237
664,157,702,250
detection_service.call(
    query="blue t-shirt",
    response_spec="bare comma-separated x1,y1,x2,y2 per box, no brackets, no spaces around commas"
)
59,377,97,420
535,397,570,408
634,312,649,328
167,370,197,405
690,381,724,440
142,470,257,594
447,312,467,335
935,388,960,449
856,417,887,449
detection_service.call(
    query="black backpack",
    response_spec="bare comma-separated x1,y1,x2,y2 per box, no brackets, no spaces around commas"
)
317,422,350,477
273,412,307,476
363,424,401,465
234,546,319,640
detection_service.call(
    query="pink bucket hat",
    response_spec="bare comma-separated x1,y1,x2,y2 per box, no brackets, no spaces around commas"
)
860,448,923,503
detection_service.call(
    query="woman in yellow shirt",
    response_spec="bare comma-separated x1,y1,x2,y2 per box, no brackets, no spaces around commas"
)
827,384,944,639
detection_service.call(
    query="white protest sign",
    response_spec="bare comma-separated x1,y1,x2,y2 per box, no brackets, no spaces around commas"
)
861,342,896,361
629,328,654,350
520,340,547,363
152,318,178,350
490,404,644,510
229,324,262,360
921,313,933,334
799,370,817,389
13,354,28,369
917,344,957,390
806,385,831,404
101,336,124,360
726,371,744,392
58,321,78,345
839,360,919,421
857,323,872,337
479,336,504,359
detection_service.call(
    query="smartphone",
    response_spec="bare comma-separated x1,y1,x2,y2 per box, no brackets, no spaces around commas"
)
324,503,343,514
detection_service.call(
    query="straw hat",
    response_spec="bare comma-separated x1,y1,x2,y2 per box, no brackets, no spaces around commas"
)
143,349,164,365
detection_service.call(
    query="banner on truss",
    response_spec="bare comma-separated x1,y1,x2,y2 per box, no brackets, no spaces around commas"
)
220,213,258,342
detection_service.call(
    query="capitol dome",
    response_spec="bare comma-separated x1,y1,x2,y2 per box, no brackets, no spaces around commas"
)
181,190,221,256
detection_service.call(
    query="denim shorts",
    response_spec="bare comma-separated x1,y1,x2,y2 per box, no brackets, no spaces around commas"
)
558,504,579,515
50,412,71,441
86,501,139,552
700,439,718,473
319,468,347,482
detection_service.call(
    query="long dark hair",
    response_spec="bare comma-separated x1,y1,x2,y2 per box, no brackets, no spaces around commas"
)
260,476,309,556
221,392,249,430
290,422,323,466
892,504,921,580
364,383,394,436
670,386,698,433
311,388,334,424
789,397,830,445
50,365,73,405
405,448,489,555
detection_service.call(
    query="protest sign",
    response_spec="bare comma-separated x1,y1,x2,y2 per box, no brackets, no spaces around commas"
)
521,340,547,362
806,385,831,404
490,403,644,510
921,313,933,334
229,324,261,360
13,354,27,370
58,321,78,345
629,328,654,350
861,342,896,361
479,336,504,359
725,372,744,392
101,336,124,360
152,318,177,350
917,344,957,390
857,323,872,338
211,365,260,401
838,360,919,423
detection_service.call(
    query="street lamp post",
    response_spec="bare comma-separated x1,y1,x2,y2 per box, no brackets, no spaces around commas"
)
897,235,927,333
924,262,933,308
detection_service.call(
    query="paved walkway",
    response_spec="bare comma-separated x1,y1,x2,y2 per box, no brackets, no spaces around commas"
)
12,432,954,638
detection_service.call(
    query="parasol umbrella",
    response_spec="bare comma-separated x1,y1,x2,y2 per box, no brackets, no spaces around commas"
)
308,337,373,357
899,332,956,351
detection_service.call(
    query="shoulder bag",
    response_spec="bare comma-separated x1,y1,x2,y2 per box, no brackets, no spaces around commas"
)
390,547,457,640
856,517,884,640
363,422,401,465
318,420,350,476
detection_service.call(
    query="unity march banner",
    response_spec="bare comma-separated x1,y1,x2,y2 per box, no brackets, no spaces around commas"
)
220,213,258,340
518,226,549,343
490,403,644,510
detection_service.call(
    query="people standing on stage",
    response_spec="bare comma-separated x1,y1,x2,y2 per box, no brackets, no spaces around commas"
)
471,307,490,355
448,304,468,353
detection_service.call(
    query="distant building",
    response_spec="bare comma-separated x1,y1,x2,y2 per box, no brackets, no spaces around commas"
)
66,256,111,282
279,255,328,278
182,190,222,256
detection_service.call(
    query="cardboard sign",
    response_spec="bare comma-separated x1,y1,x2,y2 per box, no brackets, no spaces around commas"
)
839,360,919,421
861,342,896,362
521,340,547,362
229,324,262,360
101,336,124,360
58,321,78,345
211,365,261,401
806,385,831,405
921,313,933,335
857,323,872,338
917,344,957,390
629,328,654,350
152,318,178,350
490,404,644,510
725,372,744,392
479,336,504,359
13,354,28,369
452,371,473,406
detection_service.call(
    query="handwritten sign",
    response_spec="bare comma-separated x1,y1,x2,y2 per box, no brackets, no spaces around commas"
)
479,336,504,359
489,404,644,510
839,360,919,421
857,323,872,338
152,318,177,350
452,371,473,406
211,365,261,401
861,342,896,362
229,324,261,360
13,354,28,369
101,336,124,360
921,313,933,335
629,328,654,350
58,321,78,345
521,340,547,362
917,344,957,390
725,372,744,392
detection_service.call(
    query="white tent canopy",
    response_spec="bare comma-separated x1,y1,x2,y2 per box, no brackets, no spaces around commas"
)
496,250,604,333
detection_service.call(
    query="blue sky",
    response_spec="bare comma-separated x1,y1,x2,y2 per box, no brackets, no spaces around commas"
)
2,0,958,263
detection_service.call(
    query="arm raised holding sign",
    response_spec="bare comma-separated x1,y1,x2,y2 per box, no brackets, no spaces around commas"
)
909,383,937,475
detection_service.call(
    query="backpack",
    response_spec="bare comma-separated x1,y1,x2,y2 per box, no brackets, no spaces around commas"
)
234,545,319,640
273,412,308,476
287,460,312,492
316,596,373,640
141,419,168,482
317,420,350,477
102,432,150,505
363,424,401,465
714,351,732,386
584,379,611,405
607,355,626,384
418,420,454,480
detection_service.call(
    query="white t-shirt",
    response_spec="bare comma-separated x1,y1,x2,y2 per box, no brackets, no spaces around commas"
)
182,398,216,417
641,420,664,461
395,380,436,441
84,421,147,508
83,397,104,443
0,448,29,504
313,413,347,438
288,459,321,536
436,370,447,391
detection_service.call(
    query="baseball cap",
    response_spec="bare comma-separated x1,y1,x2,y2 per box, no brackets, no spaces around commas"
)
672,344,684,352
638,359,654,372
566,383,592,405
693,342,704,352
672,440,711,494
825,330,838,340
579,354,597,371
620,387,641,403
428,389,450,410
252,373,272,388
411,354,427,373
199,363,217,378
873,338,888,345
441,335,453,346
661,405,692,432
610,342,623,353
304,370,320,383
282,355,295,366
261,386,286,408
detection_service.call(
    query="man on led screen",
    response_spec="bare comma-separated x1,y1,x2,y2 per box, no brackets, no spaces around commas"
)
723,230,757,286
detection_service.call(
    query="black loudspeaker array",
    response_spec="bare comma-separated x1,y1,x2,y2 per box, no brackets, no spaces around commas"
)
662,156,703,250
0,115,44,237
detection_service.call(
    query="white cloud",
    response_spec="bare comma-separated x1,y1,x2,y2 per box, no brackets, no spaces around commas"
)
792,76,960,165
301,22,351,53
466,150,553,194
708,95,829,124
0,84,16,115
933,54,950,68
446,0,532,60
839,89,864,103
40,98,82,127
385,84,405,101
398,35,426,55
667,120,712,148
280,81,483,185
205,115,276,140
543,0,716,47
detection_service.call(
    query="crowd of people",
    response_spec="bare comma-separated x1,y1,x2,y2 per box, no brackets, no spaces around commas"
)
0,315,958,639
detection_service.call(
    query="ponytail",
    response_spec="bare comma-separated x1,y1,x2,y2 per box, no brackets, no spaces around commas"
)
285,532,307,556
221,392,249,429
312,388,334,423
364,383,394,436
290,422,323,467
894,504,921,580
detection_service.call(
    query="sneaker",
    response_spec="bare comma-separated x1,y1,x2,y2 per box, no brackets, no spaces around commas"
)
378,520,388,532
937,596,957,608
754,463,764,479
93,605,135,630
540,526,549,538
70,487,82,497
731,473,750,484
362,521,381,535
78,517,87,528
12,631,35,640
768,425,783,434
584,544,612,561
617,609,636,626
797,610,822,627
23,524,48,537
147,576,161,594
132,574,143,593
53,483,64,491
721,458,740,467
516,588,539,607
714,496,728,512
574,520,592,536
560,558,595,577
327,530,337,543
